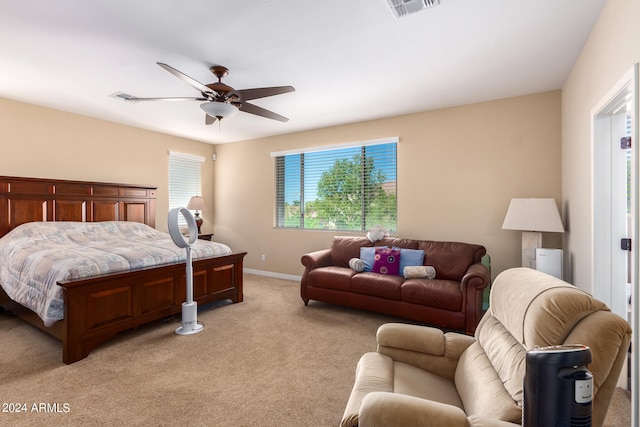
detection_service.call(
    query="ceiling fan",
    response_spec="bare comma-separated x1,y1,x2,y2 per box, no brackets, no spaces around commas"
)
119,62,295,124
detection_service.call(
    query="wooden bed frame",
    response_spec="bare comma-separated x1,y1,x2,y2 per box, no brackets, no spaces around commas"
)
0,175,246,364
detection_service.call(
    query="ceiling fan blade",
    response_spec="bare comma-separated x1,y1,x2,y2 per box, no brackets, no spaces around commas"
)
157,62,215,96
125,96,207,102
205,114,216,125
230,86,295,101
240,102,289,122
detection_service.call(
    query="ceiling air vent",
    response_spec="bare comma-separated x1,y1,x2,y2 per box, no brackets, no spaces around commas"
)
386,0,441,18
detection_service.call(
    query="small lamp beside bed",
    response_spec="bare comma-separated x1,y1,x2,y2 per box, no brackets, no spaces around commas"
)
187,196,206,234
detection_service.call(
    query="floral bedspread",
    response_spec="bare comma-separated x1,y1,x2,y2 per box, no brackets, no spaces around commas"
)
0,221,232,327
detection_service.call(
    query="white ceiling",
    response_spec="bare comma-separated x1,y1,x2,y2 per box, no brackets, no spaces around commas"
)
0,0,606,145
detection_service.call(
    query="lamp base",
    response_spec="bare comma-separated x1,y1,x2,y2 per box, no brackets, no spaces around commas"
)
194,212,203,235
522,231,542,269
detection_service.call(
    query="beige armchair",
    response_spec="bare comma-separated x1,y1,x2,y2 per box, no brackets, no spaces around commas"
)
341,268,631,427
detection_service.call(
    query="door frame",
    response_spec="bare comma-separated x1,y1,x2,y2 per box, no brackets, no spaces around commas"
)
591,63,638,424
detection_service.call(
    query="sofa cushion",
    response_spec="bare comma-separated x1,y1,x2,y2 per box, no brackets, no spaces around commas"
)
373,247,401,275
378,237,420,250
352,272,403,300
307,266,355,291
401,279,462,311
332,236,374,268
418,241,482,281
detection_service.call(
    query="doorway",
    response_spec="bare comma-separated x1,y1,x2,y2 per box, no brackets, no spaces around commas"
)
592,63,638,424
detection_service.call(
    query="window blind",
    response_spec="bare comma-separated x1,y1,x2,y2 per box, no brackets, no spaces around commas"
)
168,152,204,225
274,140,397,232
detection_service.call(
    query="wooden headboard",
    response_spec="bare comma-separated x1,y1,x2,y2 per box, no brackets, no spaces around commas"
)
0,176,157,238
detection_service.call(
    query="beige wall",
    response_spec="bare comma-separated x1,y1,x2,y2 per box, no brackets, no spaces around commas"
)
562,0,640,290
1,91,562,280
214,91,562,279
0,97,216,233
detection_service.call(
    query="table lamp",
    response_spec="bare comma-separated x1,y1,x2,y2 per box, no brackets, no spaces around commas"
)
187,196,206,234
502,198,565,268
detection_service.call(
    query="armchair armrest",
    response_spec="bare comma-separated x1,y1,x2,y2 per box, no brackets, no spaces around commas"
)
358,392,470,427
376,323,475,380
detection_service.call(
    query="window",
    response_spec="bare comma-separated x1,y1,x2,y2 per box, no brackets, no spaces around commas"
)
168,152,204,225
273,139,397,232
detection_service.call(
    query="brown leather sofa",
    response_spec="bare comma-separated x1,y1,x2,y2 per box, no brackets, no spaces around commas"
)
300,236,490,334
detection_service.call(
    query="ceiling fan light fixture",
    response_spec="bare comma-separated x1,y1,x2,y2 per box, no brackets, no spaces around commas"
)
200,101,239,120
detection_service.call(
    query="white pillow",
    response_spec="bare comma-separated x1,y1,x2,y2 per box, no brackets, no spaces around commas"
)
403,265,436,279
349,258,365,272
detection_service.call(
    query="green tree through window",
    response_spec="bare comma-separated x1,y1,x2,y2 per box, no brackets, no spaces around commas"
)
275,141,397,232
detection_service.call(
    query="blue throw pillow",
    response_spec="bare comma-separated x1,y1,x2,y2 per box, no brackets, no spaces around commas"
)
394,248,425,272
360,246,387,272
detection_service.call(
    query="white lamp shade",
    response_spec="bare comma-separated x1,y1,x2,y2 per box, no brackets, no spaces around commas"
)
187,196,206,211
502,198,564,232
200,102,239,119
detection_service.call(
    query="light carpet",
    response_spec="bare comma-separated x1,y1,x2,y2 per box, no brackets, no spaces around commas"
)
0,274,631,426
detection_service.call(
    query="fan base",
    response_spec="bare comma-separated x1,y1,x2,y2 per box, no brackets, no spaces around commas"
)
176,323,204,335
175,301,203,335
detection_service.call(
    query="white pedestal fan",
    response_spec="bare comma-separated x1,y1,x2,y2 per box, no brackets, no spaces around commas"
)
168,207,203,335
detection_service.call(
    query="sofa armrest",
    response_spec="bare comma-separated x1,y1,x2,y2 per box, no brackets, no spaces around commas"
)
300,249,333,303
301,248,332,271
461,262,490,291
461,262,491,334
376,323,476,380
357,392,470,427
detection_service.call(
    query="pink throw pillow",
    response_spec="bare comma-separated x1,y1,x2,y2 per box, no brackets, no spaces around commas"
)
372,247,401,275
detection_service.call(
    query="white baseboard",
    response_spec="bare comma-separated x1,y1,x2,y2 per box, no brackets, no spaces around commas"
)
243,268,301,282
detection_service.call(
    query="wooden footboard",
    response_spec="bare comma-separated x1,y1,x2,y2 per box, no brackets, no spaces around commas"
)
1,252,246,364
